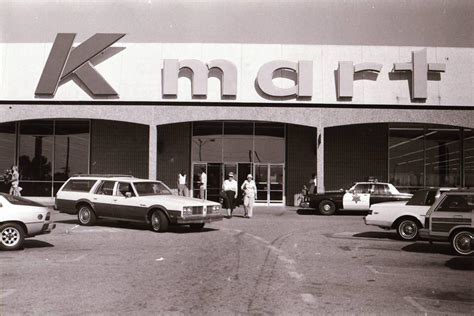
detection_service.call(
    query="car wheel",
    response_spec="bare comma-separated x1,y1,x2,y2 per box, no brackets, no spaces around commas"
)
0,223,25,251
451,230,474,256
77,205,96,226
319,200,336,215
396,219,419,241
150,210,169,233
190,223,205,231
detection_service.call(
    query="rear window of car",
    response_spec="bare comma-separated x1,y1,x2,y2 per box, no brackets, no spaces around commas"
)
0,194,44,207
62,180,97,192
407,190,430,206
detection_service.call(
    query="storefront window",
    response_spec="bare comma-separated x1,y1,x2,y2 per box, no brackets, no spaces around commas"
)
223,122,253,162
464,128,474,187
424,128,461,187
389,127,425,190
54,121,90,181
0,120,91,197
254,123,285,163
0,123,16,193
0,122,16,172
389,124,465,191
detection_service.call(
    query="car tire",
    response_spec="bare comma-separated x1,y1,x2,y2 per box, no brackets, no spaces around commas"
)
396,218,420,241
451,230,473,256
319,200,336,215
189,223,205,231
77,205,96,226
150,210,169,233
0,223,25,251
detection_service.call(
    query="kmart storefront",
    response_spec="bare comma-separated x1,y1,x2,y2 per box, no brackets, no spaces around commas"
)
0,36,473,205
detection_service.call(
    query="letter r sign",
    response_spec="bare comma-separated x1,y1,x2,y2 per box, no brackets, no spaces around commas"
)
35,33,125,97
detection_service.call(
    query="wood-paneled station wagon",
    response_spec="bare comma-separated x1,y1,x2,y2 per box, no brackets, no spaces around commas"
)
55,175,223,232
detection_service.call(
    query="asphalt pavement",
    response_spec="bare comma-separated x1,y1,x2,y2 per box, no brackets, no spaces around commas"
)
1,206,473,315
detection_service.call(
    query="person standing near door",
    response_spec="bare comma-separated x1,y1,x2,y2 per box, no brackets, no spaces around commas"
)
222,172,238,218
177,170,189,196
308,173,318,194
9,165,21,197
241,174,257,218
199,168,207,199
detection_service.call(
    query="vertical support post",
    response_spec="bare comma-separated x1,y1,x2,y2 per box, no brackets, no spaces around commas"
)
317,127,324,193
149,125,157,180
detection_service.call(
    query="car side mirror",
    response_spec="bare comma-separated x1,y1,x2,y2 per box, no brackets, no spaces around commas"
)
125,192,132,198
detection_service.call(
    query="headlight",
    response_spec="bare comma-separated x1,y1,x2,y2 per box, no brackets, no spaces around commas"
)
212,205,221,213
183,207,193,216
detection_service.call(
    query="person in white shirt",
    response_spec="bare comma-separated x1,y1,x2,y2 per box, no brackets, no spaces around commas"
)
9,165,21,197
241,174,257,218
199,169,207,199
177,170,189,196
222,172,238,218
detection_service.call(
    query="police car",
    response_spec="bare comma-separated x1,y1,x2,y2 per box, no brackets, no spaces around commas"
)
308,180,412,215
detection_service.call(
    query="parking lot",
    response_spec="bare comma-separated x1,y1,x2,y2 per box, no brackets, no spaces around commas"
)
1,206,473,315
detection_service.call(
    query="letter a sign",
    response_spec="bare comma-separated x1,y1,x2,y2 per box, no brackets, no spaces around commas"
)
35,33,125,97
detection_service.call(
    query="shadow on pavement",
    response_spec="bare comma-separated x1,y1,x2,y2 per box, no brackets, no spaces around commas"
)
445,257,474,271
55,219,219,234
353,231,399,240
23,240,54,249
401,242,454,255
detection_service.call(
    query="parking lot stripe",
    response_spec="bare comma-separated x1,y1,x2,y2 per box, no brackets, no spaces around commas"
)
404,296,428,313
0,289,16,299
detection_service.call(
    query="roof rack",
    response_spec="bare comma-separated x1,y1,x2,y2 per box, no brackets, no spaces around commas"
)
73,174,135,178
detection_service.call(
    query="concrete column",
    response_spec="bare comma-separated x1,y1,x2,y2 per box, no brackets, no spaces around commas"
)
317,127,324,193
149,125,157,180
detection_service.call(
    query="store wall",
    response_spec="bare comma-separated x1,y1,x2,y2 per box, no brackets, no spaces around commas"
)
156,123,191,189
90,120,149,178
286,124,317,206
324,124,388,190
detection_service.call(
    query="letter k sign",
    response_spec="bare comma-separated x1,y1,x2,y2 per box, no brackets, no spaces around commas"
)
35,33,125,97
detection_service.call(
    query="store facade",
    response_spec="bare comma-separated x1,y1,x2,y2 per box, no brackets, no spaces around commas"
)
1,3,473,205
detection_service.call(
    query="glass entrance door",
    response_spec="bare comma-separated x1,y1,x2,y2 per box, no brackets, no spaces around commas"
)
192,163,223,202
255,163,284,205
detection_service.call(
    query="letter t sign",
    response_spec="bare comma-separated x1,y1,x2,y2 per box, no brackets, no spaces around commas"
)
394,48,446,99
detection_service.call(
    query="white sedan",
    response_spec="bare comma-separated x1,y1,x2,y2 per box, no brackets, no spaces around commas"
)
0,193,56,250
364,188,453,240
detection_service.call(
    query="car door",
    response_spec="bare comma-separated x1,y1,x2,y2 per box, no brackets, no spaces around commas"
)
113,182,146,222
343,183,370,210
429,193,474,238
370,184,391,205
92,181,118,218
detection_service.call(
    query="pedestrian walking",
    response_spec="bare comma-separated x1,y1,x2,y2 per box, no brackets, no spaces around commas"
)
199,168,207,199
241,174,257,218
177,170,189,196
222,172,238,218
308,173,318,194
9,165,21,197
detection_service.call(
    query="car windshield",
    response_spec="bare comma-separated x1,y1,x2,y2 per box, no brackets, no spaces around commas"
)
133,182,172,196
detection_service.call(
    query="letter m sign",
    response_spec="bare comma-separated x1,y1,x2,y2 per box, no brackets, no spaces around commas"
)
35,33,125,97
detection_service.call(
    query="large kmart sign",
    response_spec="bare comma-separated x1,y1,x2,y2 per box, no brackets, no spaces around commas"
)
35,33,446,101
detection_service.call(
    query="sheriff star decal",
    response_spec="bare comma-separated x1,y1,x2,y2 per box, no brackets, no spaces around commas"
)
352,194,361,203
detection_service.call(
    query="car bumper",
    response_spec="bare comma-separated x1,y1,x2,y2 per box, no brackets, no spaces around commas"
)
364,216,391,228
176,215,223,224
26,221,56,237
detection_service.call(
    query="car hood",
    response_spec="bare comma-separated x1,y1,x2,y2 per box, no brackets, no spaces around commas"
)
139,195,220,207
